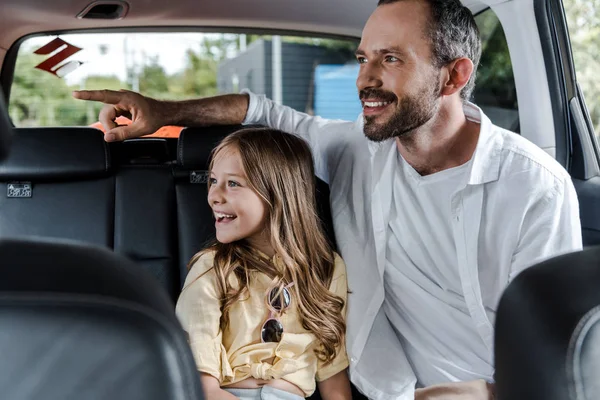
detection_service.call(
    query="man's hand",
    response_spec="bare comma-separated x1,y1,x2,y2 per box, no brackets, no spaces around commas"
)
415,380,495,400
72,89,164,142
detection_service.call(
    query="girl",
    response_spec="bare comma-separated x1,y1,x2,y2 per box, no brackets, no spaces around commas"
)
176,128,352,400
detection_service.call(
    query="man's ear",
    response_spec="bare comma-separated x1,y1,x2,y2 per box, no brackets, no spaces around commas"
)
440,58,474,97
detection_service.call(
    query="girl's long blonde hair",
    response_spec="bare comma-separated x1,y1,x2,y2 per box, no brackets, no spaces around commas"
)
189,127,345,364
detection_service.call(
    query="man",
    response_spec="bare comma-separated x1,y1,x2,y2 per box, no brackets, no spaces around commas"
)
73,0,582,399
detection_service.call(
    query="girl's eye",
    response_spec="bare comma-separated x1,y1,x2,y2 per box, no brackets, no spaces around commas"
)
209,177,217,185
228,180,240,187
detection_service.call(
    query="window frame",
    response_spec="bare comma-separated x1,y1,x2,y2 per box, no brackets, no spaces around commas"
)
534,0,600,176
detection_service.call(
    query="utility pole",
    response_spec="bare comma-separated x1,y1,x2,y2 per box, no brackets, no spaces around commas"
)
272,35,282,104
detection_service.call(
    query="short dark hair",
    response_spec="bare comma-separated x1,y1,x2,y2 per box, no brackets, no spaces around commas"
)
377,0,481,101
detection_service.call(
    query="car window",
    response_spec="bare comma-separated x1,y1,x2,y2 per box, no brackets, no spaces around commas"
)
472,8,519,133
564,0,600,139
8,33,358,136
8,9,517,136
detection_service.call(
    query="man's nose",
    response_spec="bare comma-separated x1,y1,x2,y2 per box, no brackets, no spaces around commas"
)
356,63,383,93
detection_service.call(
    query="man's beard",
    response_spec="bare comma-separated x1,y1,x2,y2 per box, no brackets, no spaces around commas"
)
362,81,441,142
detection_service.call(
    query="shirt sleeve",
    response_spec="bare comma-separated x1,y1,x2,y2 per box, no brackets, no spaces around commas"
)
316,253,350,382
510,176,583,280
241,89,358,184
175,252,226,382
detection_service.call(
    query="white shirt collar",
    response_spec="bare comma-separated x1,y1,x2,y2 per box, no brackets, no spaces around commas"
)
364,102,503,186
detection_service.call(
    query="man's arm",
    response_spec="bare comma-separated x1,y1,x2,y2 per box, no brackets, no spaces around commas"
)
510,176,582,281
73,89,352,182
72,89,249,142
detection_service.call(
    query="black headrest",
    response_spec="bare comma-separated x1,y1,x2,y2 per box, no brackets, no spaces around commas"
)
177,125,256,169
0,237,203,400
0,127,111,181
0,92,12,161
111,138,173,165
495,247,600,400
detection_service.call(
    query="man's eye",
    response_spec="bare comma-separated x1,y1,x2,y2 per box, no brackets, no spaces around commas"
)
228,180,240,187
385,55,399,62
357,57,367,64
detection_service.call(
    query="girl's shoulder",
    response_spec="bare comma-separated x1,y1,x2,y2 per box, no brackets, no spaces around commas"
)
333,251,346,267
189,249,217,271
331,252,347,279
183,250,218,288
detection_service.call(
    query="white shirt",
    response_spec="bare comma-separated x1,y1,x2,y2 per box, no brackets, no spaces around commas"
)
242,90,582,400
385,155,493,386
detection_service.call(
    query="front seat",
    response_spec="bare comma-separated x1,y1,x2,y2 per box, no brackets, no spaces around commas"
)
494,247,600,400
0,238,204,400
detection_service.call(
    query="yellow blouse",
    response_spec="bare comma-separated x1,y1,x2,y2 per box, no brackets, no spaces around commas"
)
175,250,349,397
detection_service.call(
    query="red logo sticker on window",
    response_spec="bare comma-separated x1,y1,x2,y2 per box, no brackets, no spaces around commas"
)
34,38,83,78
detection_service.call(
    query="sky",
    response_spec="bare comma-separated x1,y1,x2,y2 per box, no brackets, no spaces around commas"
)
21,32,224,85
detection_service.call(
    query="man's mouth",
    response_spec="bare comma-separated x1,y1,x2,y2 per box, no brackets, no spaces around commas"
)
362,100,394,116
363,101,392,108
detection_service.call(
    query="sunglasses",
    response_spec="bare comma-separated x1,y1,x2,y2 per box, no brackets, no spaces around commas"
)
261,284,293,343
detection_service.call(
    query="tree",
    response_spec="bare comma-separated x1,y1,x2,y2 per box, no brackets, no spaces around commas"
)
200,34,240,62
83,75,123,91
168,43,220,98
564,0,600,135
10,49,73,126
138,56,169,98
472,10,517,109
9,45,129,127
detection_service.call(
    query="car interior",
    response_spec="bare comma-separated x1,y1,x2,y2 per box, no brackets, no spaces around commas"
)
0,0,600,398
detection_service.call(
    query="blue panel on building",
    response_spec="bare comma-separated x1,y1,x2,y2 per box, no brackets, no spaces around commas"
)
314,64,362,121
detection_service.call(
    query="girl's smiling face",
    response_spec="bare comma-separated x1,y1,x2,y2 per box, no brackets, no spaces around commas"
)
207,146,272,255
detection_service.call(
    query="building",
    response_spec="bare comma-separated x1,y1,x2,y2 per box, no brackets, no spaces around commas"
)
218,38,356,116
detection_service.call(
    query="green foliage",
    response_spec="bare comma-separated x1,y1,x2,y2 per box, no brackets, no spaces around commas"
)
138,56,169,97
83,75,123,91
169,49,218,98
564,0,600,135
8,37,226,126
9,50,74,126
472,10,517,109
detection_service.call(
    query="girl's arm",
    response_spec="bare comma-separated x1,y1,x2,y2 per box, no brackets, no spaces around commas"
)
200,373,239,400
317,369,352,400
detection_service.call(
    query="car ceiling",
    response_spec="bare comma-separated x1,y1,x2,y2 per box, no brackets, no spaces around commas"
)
0,0,492,51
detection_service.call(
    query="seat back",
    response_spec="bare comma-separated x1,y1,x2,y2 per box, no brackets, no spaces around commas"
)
495,247,600,400
112,138,179,298
0,238,203,400
0,128,114,247
0,129,184,299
